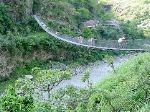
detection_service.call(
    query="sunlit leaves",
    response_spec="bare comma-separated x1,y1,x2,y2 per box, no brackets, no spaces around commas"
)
0,87,34,112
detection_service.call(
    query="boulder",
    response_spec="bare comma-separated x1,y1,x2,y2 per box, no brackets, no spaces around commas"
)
25,75,33,80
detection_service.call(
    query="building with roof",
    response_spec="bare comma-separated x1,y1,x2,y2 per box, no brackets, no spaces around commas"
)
83,20,99,28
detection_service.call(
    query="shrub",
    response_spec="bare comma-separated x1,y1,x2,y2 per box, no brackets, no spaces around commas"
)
77,8,90,20
121,21,146,39
0,3,14,35
82,27,94,38
93,53,150,111
1,53,149,111
0,87,34,112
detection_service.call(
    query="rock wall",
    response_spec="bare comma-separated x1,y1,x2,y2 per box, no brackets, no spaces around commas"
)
0,49,68,79
0,51,14,79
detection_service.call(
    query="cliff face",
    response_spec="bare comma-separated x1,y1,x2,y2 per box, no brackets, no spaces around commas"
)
0,50,54,80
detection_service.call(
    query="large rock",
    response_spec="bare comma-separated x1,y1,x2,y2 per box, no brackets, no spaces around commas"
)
25,75,33,80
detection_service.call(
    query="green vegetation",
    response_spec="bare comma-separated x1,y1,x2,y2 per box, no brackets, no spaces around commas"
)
110,0,150,36
0,4,14,35
0,60,48,93
0,32,119,76
0,87,34,112
0,32,120,93
0,0,150,111
1,0,145,38
0,53,150,111
0,3,40,35
94,53,150,111
43,0,147,39
1,31,122,62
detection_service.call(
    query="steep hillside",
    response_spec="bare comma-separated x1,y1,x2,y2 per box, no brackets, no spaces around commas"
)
0,0,148,84
0,0,146,39
0,0,121,81
110,0,150,36
0,1,150,111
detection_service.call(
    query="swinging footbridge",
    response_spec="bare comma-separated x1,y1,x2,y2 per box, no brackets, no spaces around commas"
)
34,15,150,51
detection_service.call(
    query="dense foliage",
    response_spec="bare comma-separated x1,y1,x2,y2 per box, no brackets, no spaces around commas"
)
0,87,34,112
110,0,150,36
0,32,117,62
1,53,150,111
43,0,146,39
0,32,120,93
0,0,147,38
0,0,149,111
0,2,40,35
0,4,14,35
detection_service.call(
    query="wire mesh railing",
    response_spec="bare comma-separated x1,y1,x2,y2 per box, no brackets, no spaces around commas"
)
34,15,150,51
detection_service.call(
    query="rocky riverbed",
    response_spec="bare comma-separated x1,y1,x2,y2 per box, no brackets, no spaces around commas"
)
41,54,136,100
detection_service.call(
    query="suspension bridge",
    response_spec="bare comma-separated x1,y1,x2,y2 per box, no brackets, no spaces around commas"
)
34,15,150,51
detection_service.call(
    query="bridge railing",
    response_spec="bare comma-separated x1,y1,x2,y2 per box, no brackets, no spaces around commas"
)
34,15,150,51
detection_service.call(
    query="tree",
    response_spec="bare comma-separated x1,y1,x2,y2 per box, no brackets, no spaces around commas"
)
77,7,90,20
15,67,72,99
82,69,92,88
0,3,14,34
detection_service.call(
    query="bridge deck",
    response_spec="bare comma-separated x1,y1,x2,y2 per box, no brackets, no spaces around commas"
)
34,15,150,51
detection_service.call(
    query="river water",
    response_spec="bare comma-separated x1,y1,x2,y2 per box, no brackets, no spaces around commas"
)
42,54,136,100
